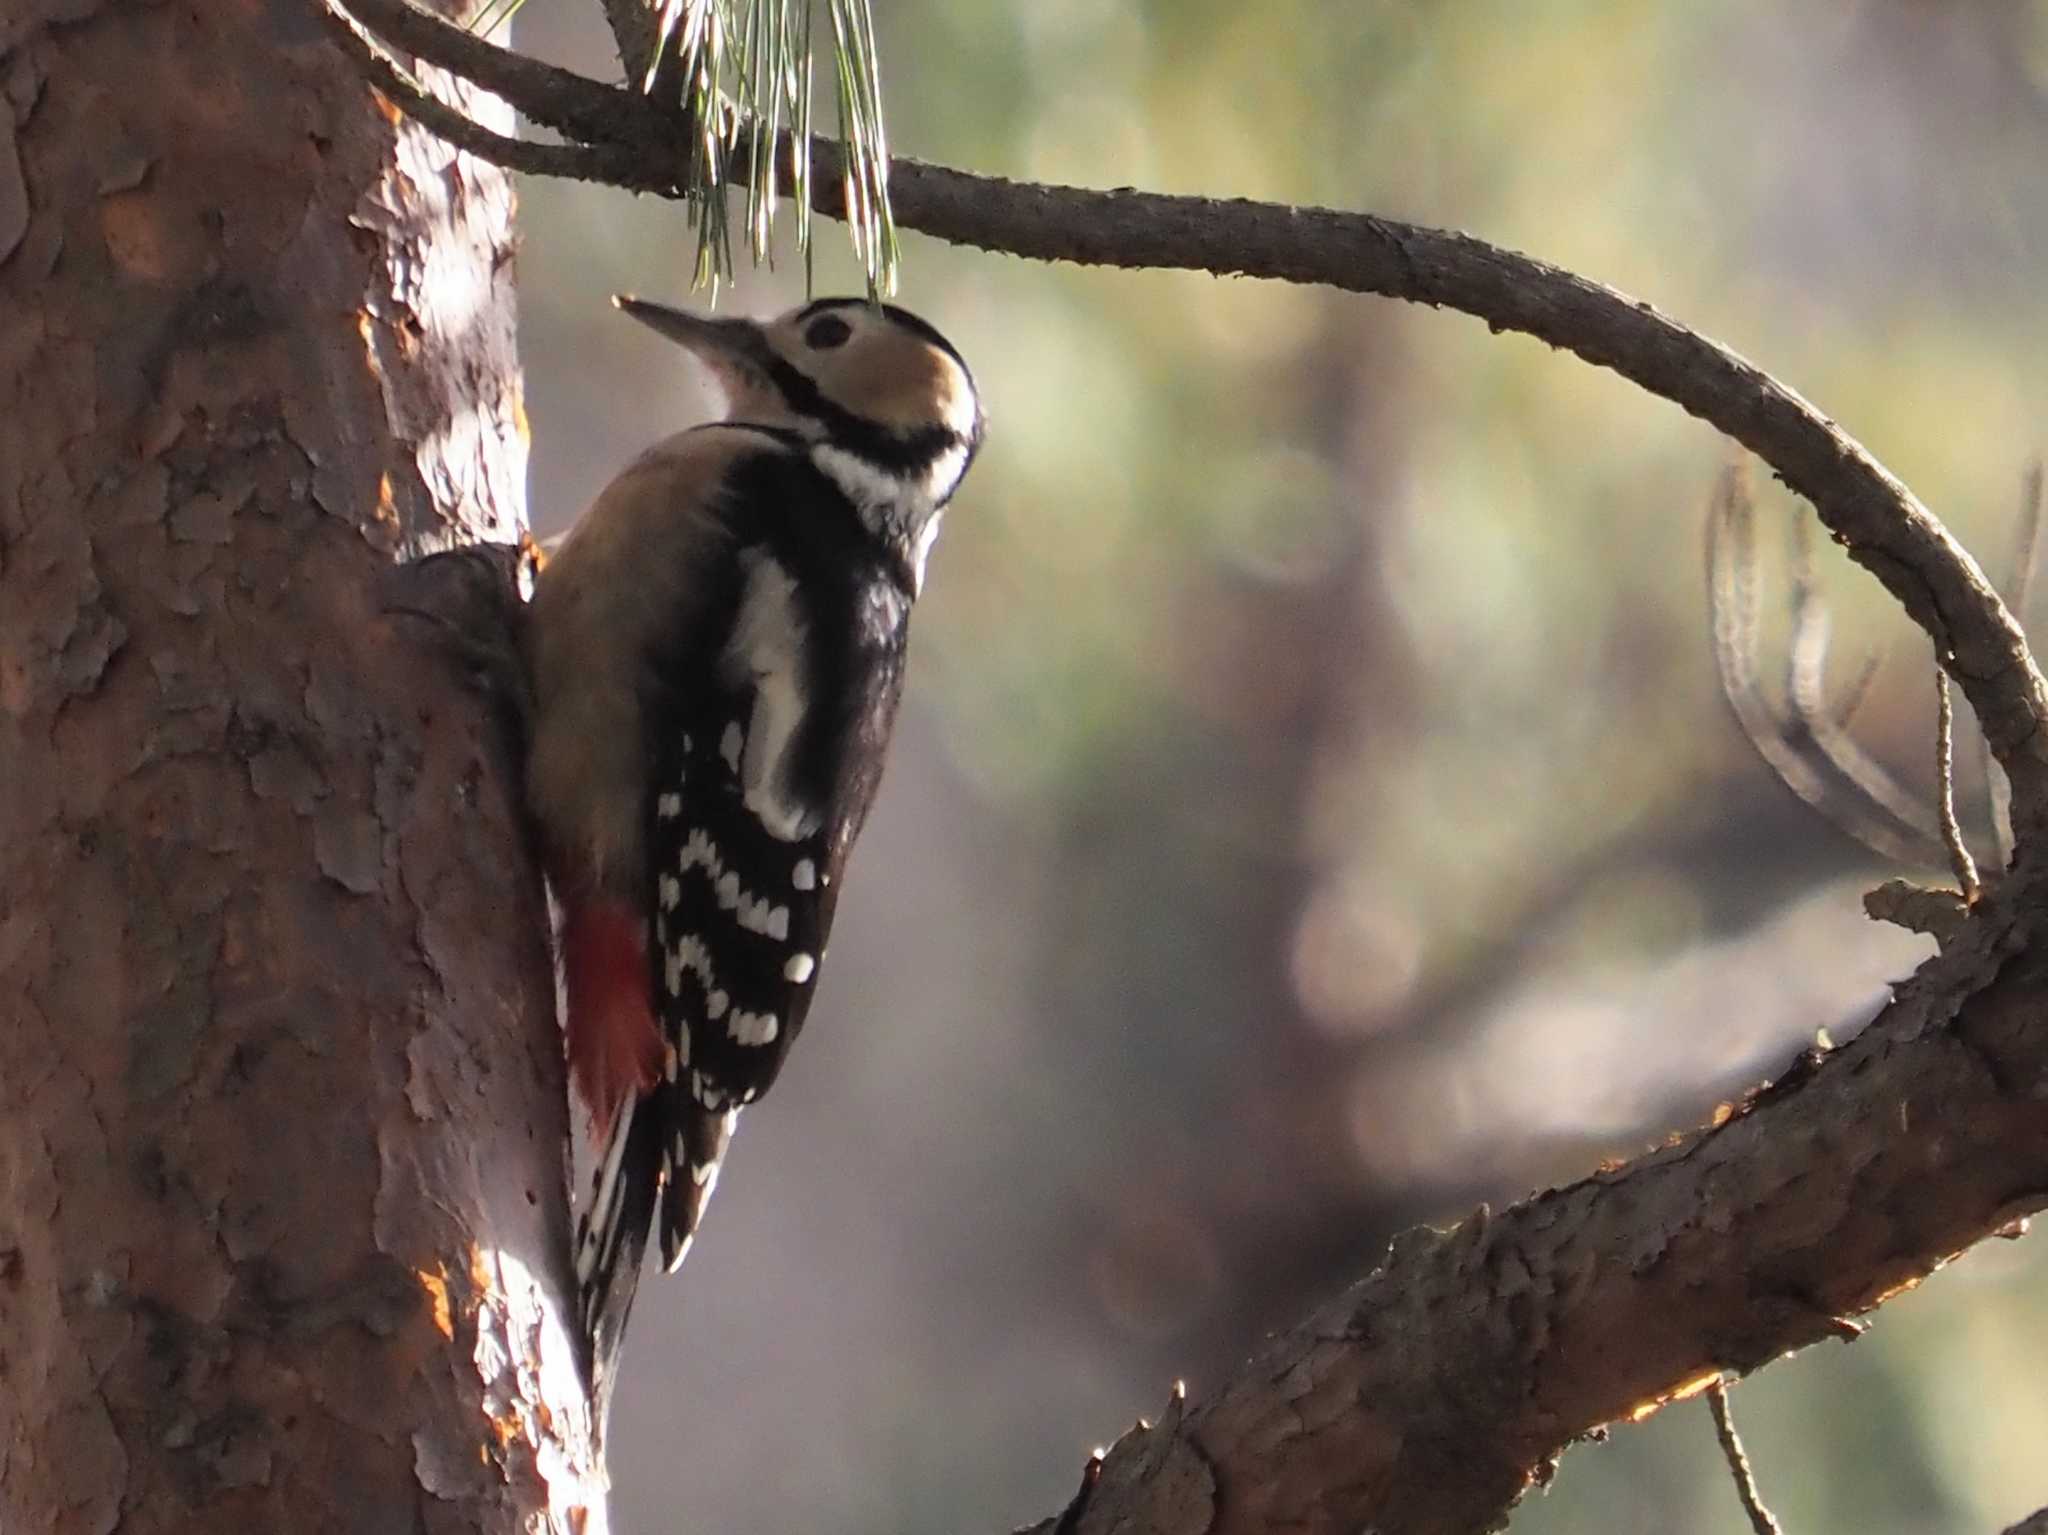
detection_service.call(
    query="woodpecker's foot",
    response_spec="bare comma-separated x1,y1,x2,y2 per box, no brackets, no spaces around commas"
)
383,541,537,759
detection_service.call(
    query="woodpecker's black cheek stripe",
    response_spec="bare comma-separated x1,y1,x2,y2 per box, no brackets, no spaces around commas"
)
752,348,959,475
727,314,976,480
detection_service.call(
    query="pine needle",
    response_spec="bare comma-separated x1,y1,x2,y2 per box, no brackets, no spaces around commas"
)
462,0,894,294
652,0,898,298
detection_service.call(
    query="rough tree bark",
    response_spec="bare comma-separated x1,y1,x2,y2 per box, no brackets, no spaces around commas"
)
0,0,600,1530
11,0,2048,1531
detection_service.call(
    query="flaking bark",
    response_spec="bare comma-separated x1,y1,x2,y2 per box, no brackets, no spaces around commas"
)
0,0,597,1528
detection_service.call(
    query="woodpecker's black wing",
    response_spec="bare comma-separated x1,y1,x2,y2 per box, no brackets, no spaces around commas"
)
643,445,913,1270
577,439,916,1412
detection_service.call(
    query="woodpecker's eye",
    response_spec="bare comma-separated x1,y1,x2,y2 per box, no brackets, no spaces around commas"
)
804,315,853,350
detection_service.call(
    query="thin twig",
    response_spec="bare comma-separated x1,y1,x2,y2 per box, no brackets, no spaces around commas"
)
1833,647,1883,729
320,2,674,189
1706,470,1943,867
1984,461,2043,864
1938,669,1982,903
594,0,660,87
1707,1378,1786,1535
335,0,670,147
1782,513,1943,849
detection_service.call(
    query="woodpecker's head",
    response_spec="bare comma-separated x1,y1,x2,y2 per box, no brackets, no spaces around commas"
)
615,294,984,521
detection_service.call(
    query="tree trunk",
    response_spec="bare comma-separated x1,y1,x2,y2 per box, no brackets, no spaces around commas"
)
0,0,600,1528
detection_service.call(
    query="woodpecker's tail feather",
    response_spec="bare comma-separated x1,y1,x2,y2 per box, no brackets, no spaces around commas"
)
574,1086,743,1414
575,1083,665,1416
658,1100,739,1272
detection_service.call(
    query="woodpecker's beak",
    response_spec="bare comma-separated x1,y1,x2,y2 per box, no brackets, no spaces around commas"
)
612,294,769,391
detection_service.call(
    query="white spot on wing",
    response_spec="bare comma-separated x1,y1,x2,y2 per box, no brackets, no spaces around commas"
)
766,905,789,941
793,858,816,891
690,1071,726,1110
729,1007,780,1046
658,874,680,911
720,721,744,771
658,793,683,820
667,934,719,1006
785,952,815,984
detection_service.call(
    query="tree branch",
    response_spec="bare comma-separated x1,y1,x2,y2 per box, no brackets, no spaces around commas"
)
340,0,668,148
322,0,2048,842
1707,1379,1787,1535
857,160,2048,828
320,0,668,188
1000,880,2048,1535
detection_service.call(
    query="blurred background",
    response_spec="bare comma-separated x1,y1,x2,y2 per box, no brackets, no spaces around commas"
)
509,2,2048,1530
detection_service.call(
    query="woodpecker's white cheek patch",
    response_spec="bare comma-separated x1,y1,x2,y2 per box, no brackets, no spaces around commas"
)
812,443,902,521
909,514,945,593
921,440,971,507
936,361,981,444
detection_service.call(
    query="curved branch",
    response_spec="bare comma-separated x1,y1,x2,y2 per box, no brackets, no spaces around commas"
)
851,155,2048,836
320,1,664,188
341,0,670,149
1008,888,2048,1535
322,0,2048,843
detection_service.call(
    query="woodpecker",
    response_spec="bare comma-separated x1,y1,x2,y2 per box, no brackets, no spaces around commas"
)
526,294,984,1408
